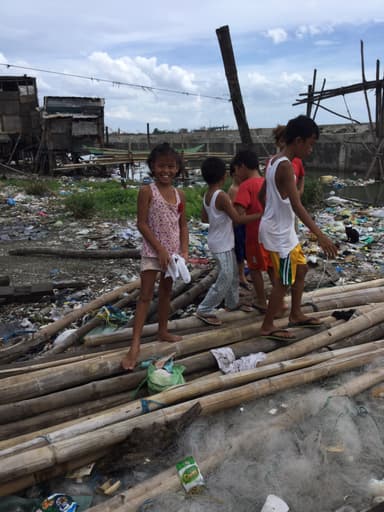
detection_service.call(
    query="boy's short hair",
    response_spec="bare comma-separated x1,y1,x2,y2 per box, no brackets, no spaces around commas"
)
201,157,227,185
147,142,182,176
232,149,259,170
285,115,319,144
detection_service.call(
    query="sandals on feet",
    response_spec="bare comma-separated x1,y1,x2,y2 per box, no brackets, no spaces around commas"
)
195,312,222,326
261,329,297,342
288,318,323,328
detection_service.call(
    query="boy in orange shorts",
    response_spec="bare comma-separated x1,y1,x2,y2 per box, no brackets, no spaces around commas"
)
233,150,274,312
259,115,337,341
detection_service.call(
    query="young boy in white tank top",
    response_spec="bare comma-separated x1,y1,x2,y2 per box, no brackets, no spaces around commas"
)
259,115,338,341
195,157,261,326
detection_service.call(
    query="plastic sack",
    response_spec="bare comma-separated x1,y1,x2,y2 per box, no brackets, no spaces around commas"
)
147,362,185,394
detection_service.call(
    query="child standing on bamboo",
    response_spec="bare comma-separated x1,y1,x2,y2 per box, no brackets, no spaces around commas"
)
228,161,250,290
259,115,337,341
233,149,274,313
121,143,189,370
195,157,260,326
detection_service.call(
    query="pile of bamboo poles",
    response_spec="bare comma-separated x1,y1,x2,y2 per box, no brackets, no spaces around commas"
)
1,278,384,508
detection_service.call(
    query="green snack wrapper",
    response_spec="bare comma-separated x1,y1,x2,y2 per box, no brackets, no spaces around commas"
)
176,455,205,493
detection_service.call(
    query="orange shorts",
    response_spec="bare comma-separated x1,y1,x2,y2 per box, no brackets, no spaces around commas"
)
246,239,272,271
268,244,307,286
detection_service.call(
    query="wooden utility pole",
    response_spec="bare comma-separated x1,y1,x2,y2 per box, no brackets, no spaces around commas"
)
216,25,253,148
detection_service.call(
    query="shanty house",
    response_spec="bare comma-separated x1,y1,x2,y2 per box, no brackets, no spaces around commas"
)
39,96,105,172
0,75,40,162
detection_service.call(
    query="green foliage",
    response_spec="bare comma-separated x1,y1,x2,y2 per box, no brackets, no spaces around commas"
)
91,186,138,218
182,185,206,219
64,193,97,218
23,180,54,197
64,183,138,220
3,178,59,196
302,177,324,211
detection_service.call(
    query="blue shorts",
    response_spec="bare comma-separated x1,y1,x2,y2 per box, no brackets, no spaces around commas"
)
234,224,246,263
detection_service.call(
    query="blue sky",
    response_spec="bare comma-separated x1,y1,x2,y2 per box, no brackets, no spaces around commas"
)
0,0,383,132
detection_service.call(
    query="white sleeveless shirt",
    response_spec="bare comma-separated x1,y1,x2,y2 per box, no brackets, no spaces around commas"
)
204,189,234,253
259,156,299,258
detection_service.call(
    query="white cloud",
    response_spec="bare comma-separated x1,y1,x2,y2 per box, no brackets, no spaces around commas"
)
0,0,383,130
265,28,288,44
296,24,334,39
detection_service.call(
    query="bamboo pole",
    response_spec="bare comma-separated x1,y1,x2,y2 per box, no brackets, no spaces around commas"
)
3,339,382,459
8,247,140,259
262,305,384,366
0,346,380,483
0,294,373,405
90,360,384,512
331,366,384,397
45,288,140,355
150,267,218,322
83,285,384,347
0,389,135,441
0,279,141,363
0,449,109,497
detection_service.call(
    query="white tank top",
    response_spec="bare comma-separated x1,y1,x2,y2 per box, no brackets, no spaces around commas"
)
259,156,299,258
204,189,234,253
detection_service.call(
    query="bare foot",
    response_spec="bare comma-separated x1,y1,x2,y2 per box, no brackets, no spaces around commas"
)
121,347,140,371
158,332,182,343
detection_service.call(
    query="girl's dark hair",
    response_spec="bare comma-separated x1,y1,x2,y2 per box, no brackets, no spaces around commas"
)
272,124,286,144
285,115,319,144
201,157,227,185
146,142,182,176
232,149,259,169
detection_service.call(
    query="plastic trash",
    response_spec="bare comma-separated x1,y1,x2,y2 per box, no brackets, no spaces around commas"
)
260,494,289,512
34,493,78,512
6,198,15,206
176,455,205,493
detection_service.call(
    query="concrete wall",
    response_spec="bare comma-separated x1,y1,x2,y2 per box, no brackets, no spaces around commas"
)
109,123,378,177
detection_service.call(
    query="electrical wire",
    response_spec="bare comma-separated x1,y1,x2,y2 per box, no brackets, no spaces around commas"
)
0,62,231,102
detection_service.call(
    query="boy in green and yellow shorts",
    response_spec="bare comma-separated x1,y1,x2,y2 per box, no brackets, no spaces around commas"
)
259,115,337,341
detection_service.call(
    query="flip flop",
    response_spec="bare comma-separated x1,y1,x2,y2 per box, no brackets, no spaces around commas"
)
195,312,222,326
226,304,254,313
253,304,267,314
261,329,297,342
238,304,254,312
288,318,323,328
239,282,252,291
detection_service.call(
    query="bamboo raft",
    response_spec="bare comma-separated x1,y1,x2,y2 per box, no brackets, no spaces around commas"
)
1,274,384,509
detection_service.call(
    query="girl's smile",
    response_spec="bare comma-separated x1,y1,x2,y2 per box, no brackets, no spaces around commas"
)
152,155,179,182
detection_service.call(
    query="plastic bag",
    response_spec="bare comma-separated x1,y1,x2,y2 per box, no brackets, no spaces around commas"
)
147,362,185,394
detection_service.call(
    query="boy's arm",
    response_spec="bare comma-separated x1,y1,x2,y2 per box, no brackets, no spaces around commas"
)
217,191,260,224
201,204,208,223
278,163,337,258
177,189,189,260
258,181,266,208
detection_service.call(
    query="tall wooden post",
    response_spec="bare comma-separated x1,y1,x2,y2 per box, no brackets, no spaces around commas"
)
216,25,253,148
